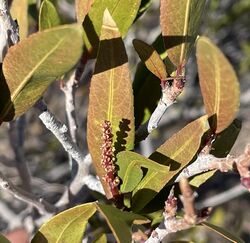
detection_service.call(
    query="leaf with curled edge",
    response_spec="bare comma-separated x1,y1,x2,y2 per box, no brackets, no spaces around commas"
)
0,24,83,122
87,10,134,199
39,0,60,31
117,151,170,212
196,37,240,133
160,0,206,67
10,0,28,39
133,39,167,80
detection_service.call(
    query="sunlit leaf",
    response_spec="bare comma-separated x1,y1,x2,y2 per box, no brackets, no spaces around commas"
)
201,222,244,243
160,0,206,67
75,0,94,24
94,234,107,243
189,170,216,188
0,24,83,121
196,37,240,133
31,203,97,243
10,0,28,39
149,116,209,183
117,151,170,212
87,10,134,199
133,39,167,80
135,0,153,21
96,203,148,243
39,0,60,31
82,0,141,52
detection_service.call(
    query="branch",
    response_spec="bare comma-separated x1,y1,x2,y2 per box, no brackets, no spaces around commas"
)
0,170,56,214
0,0,19,61
175,144,250,190
8,116,31,191
146,179,211,243
35,99,85,164
136,66,185,142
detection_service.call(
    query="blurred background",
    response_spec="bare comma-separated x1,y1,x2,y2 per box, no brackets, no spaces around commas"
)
0,0,250,242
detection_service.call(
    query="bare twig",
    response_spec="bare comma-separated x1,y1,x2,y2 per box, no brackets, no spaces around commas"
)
8,116,31,191
175,144,250,189
0,170,56,214
146,180,211,243
136,66,185,142
35,99,85,164
0,0,19,61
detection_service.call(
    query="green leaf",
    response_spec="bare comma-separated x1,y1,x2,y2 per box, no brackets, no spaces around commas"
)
189,170,216,187
82,0,141,52
201,222,245,243
39,0,60,31
196,37,240,133
0,233,10,243
160,0,206,67
75,0,94,24
10,0,28,39
0,24,83,121
133,39,167,80
31,203,97,243
117,151,170,211
87,10,134,199
96,203,148,243
149,116,209,181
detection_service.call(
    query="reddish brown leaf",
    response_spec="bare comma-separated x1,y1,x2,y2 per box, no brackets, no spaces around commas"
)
196,37,240,133
87,10,134,199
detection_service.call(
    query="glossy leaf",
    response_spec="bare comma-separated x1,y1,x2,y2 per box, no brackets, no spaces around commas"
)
133,39,167,80
96,203,148,243
87,10,134,198
117,151,170,211
39,0,60,31
75,0,94,23
10,0,28,39
196,37,240,133
160,0,206,67
31,203,96,243
82,0,141,51
201,222,244,243
0,24,83,121
149,116,209,182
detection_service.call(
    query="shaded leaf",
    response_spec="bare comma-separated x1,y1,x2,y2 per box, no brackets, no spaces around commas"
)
82,0,141,52
75,0,94,24
87,10,134,199
10,0,28,39
160,0,206,67
135,0,153,21
149,116,209,181
212,119,241,157
31,203,96,243
39,0,60,31
0,24,83,121
201,222,244,243
196,37,240,133
133,39,167,80
96,203,148,243
0,233,10,243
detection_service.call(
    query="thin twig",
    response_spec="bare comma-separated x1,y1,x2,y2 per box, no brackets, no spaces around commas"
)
145,180,211,243
8,116,31,191
0,170,56,214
